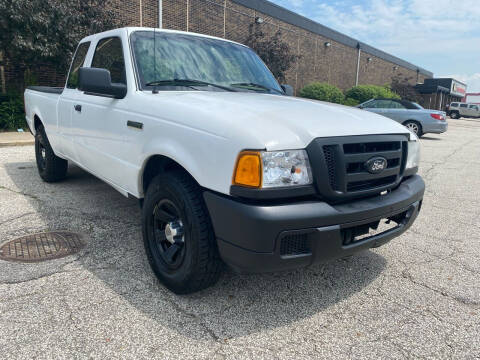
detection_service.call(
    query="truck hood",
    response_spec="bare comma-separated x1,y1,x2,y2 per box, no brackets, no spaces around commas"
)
142,91,412,150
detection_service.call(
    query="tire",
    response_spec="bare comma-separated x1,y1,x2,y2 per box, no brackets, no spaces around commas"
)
403,120,423,137
35,125,68,182
450,111,459,119
142,170,223,294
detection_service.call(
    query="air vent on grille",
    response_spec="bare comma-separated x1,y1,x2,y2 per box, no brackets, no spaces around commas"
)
323,145,339,190
280,233,310,256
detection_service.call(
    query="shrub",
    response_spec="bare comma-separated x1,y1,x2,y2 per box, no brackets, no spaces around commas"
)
299,82,345,104
345,85,400,104
342,97,360,107
0,94,26,131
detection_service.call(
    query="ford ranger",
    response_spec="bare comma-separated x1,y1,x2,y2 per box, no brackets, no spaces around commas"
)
24,28,424,294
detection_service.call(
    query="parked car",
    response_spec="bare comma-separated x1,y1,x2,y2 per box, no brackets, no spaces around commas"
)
357,98,447,137
448,102,480,119
24,27,424,294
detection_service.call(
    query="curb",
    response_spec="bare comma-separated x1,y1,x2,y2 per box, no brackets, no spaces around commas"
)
0,141,35,147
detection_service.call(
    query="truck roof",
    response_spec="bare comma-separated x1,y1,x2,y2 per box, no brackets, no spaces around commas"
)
79,27,247,48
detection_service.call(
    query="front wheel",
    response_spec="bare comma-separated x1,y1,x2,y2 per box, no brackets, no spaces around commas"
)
35,125,68,182
403,121,423,137
142,170,223,294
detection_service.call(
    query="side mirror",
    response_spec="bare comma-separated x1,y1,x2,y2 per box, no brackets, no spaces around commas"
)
281,84,294,96
79,67,127,99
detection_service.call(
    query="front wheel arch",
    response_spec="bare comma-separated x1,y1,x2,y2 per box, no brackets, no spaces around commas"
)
140,155,199,197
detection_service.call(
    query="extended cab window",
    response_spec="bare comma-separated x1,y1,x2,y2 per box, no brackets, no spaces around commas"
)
91,37,126,84
66,42,91,89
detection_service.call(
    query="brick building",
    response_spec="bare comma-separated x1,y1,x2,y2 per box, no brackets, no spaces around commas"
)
1,0,433,94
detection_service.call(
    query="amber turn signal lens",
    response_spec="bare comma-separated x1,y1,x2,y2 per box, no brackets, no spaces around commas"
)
233,151,262,188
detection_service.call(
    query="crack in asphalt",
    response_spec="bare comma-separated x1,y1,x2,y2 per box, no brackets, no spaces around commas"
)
401,269,479,307
422,138,476,181
0,212,35,226
0,185,40,200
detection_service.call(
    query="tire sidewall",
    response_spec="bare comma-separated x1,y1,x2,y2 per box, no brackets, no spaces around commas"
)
35,127,48,177
142,175,199,289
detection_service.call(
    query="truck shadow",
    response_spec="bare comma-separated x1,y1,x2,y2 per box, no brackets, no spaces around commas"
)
4,161,386,340
421,136,441,141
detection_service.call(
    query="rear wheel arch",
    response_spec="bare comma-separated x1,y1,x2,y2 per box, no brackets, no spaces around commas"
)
33,114,43,133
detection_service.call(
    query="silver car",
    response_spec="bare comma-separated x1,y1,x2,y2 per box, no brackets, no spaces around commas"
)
357,98,448,137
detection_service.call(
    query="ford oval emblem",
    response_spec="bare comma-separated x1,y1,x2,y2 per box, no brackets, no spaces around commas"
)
365,157,387,174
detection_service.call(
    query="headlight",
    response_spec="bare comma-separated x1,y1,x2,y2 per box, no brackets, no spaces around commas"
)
233,150,312,188
406,140,420,170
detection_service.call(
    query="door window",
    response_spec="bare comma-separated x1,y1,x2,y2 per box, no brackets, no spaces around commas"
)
369,100,394,108
66,42,91,89
91,37,127,84
460,104,468,108
389,101,407,109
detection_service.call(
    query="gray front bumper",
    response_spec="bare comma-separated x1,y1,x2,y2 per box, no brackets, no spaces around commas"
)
204,175,425,273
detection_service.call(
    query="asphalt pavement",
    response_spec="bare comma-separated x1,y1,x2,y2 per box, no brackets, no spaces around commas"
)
0,119,479,359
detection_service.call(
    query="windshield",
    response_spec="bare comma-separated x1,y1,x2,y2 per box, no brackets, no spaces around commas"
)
130,31,282,93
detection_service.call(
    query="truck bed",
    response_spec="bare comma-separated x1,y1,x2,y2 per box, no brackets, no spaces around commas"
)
24,87,63,136
27,86,64,95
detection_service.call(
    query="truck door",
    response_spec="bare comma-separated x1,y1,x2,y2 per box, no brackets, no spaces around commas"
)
71,36,129,190
56,42,91,160
468,105,479,117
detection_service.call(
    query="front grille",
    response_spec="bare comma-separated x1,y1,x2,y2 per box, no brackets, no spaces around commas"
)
347,175,397,192
279,233,311,256
307,135,408,201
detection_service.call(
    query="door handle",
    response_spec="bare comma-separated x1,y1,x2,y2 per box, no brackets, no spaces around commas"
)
74,104,82,112
127,120,143,130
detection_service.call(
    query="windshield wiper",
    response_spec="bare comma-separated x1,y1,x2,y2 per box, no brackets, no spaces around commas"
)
145,79,237,92
230,82,284,94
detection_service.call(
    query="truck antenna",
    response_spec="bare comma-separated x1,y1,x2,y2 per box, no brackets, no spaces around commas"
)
152,27,158,94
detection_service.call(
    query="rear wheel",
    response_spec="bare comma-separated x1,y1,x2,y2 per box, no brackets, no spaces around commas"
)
142,170,223,294
450,111,459,119
35,125,68,182
403,121,423,137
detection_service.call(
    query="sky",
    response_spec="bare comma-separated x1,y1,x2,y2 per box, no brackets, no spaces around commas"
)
270,0,480,92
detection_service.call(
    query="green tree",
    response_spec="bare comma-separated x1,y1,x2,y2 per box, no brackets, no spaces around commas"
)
0,0,118,88
245,24,299,83
345,84,400,104
299,82,345,104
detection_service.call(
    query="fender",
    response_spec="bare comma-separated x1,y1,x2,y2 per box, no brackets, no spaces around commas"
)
138,137,206,198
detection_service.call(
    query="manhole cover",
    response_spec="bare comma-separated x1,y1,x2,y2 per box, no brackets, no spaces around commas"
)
0,231,86,263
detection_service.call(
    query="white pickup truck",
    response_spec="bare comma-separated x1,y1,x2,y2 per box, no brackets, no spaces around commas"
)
24,27,424,294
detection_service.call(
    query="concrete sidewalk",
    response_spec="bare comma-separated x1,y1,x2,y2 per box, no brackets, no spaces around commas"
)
0,132,34,147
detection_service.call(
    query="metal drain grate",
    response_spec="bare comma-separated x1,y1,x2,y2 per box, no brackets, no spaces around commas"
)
0,231,86,263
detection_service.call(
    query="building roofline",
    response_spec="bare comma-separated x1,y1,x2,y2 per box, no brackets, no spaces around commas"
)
232,0,433,78
432,77,467,87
